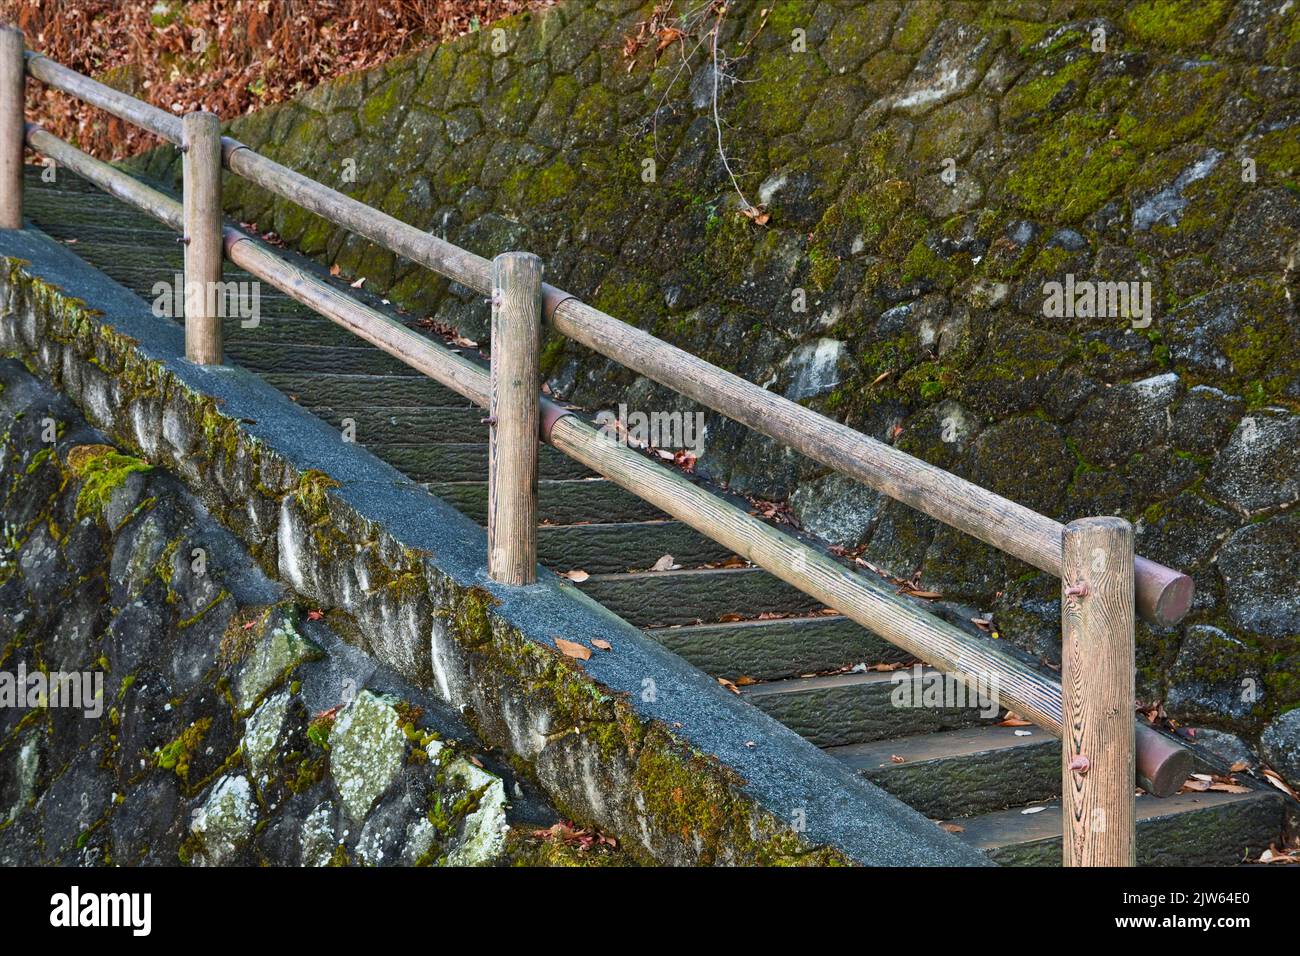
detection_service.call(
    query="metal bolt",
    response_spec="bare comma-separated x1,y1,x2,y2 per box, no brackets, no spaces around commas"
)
1065,582,1089,598
481,415,497,426
1069,755,1091,774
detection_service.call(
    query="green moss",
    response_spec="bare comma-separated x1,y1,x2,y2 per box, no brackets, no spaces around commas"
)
526,158,578,206
294,469,341,516
1005,111,1139,223
1003,56,1095,128
156,717,212,782
1116,64,1230,152
1124,0,1232,49
64,444,152,520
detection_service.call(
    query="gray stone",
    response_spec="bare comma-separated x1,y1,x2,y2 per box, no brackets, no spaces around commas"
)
891,20,996,116
1260,710,1300,789
1167,625,1263,723
243,691,290,787
1192,728,1257,770
1206,409,1300,514
235,615,320,712
790,472,884,548
1215,513,1300,639
329,691,407,823
1068,372,1182,468
191,775,256,866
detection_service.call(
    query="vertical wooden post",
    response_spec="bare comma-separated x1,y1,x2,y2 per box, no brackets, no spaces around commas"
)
0,26,25,230
1061,516,1137,867
488,251,542,585
182,110,223,364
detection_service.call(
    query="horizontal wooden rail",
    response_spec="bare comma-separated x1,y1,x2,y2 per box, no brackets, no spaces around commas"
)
215,134,1192,628
15,125,1194,796
20,50,1193,625
25,52,182,143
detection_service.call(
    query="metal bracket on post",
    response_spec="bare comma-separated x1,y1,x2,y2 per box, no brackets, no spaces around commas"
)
487,251,543,585
1061,516,1137,867
0,25,25,230
182,110,223,364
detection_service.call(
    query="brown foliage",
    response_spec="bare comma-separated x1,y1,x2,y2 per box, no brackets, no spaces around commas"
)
2,0,549,159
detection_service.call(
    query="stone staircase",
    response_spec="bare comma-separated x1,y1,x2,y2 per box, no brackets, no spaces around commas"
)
22,165,1286,865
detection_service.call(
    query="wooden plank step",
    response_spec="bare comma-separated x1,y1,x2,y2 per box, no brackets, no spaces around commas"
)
371,442,591,482
265,373,474,408
306,405,488,444
829,725,1060,819
224,341,424,376
956,789,1285,866
574,566,825,627
426,479,668,526
536,521,734,574
740,667,997,748
646,614,912,682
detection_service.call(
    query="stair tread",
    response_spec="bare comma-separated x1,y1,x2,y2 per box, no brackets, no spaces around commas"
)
958,788,1275,849
828,724,1051,771
740,667,928,698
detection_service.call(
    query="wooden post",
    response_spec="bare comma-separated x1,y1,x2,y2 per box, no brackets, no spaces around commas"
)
1061,517,1137,867
182,110,223,364
487,252,542,585
0,26,25,229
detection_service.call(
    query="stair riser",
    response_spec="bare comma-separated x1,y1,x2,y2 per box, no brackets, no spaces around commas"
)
537,522,734,574
747,679,996,748
577,570,823,627
862,741,1061,819
264,373,473,408
427,480,667,525
982,796,1284,867
371,443,590,482
649,617,911,681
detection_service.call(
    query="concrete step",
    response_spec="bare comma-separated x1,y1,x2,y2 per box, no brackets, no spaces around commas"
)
537,521,735,574
265,373,474,408
829,725,1061,819
426,479,668,525
956,789,1285,866
740,668,998,748
574,566,825,627
646,614,912,682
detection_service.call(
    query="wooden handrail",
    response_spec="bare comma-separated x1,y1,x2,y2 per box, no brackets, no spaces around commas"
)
8,50,1201,871
22,43,1194,624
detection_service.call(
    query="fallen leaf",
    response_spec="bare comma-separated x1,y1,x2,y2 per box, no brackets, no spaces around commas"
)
650,554,675,572
306,609,324,621
554,638,591,661
1021,806,1046,815
717,677,740,695
1229,760,1250,773
997,715,1033,727
563,569,590,583
939,822,965,833
591,639,612,651
735,675,758,686
740,204,770,226
350,276,365,288
329,263,341,276
1261,768,1300,800
890,754,905,763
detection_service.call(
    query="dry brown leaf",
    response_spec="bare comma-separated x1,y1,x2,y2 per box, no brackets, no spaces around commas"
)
650,554,675,572
591,639,612,651
554,638,591,661
1229,760,1250,773
1261,768,1300,800
740,204,770,226
996,715,1033,727
890,754,905,763
717,677,741,695
562,569,590,583
734,675,758,686
939,822,965,833
329,263,341,276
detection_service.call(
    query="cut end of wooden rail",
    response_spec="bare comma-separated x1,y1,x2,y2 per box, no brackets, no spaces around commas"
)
1135,556,1195,628
1136,723,1195,798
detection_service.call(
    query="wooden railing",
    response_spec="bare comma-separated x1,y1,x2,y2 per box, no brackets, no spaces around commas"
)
0,28,1202,866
